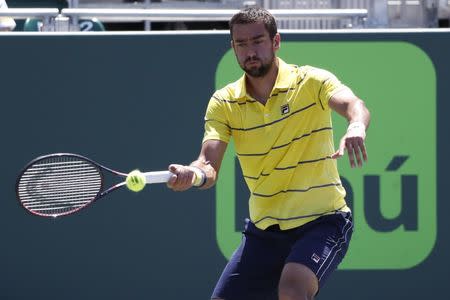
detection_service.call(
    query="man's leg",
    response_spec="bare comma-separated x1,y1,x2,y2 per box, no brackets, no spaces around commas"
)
279,212,354,300
211,220,290,300
278,263,318,300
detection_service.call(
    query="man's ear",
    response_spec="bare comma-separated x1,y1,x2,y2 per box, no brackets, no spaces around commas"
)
273,33,281,50
230,40,234,49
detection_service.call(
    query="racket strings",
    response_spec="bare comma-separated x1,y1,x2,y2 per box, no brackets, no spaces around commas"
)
17,156,102,217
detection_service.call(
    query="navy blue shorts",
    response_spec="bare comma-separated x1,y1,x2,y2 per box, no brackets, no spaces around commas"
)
211,212,353,300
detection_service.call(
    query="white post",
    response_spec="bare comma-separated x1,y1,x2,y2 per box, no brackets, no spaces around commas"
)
369,0,388,27
144,0,151,31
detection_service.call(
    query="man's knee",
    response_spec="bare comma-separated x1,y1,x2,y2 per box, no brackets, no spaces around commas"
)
278,263,318,300
279,286,315,300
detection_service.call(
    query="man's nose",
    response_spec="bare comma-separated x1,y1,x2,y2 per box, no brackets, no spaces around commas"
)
246,45,257,56
246,49,257,59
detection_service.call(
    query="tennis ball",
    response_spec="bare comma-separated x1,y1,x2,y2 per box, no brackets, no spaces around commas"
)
126,170,146,192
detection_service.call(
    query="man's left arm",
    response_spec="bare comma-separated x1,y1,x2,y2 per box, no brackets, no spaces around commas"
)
328,88,371,168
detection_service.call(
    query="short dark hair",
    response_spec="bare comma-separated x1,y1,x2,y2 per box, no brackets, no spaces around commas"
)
229,7,278,40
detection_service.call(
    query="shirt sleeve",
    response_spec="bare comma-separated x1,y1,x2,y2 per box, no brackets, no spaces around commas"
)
310,68,348,110
202,95,231,144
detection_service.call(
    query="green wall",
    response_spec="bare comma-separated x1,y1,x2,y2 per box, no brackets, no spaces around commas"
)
0,31,448,299
216,41,436,270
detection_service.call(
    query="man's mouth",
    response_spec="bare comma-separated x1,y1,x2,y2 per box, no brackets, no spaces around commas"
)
246,59,260,66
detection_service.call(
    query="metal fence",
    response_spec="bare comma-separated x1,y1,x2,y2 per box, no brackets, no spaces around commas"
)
0,8,368,31
0,0,442,31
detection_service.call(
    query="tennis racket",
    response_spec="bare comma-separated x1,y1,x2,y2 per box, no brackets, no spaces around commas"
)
15,153,175,218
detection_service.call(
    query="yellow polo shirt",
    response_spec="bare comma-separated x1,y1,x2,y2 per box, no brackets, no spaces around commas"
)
203,58,350,230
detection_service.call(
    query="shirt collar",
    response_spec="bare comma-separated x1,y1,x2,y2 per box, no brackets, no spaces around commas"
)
273,58,295,90
233,58,295,100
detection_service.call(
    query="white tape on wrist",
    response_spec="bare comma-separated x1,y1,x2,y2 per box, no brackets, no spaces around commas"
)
347,121,366,132
189,166,206,187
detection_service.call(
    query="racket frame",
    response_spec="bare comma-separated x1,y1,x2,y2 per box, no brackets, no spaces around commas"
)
15,153,127,218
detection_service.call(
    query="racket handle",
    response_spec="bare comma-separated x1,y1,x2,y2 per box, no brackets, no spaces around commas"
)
143,171,173,184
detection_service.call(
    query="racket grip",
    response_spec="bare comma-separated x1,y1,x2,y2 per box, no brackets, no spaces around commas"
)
143,171,173,184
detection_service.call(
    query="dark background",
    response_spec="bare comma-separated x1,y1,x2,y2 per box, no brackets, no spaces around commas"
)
0,31,448,299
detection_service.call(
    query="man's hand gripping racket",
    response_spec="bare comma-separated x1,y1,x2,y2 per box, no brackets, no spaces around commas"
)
15,153,202,218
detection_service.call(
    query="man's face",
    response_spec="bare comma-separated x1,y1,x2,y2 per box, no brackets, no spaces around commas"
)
231,22,280,78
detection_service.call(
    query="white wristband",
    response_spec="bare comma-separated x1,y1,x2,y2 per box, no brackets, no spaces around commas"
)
188,166,206,187
347,121,366,132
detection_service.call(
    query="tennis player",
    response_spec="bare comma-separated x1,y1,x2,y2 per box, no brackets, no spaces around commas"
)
168,7,370,300
0,0,16,31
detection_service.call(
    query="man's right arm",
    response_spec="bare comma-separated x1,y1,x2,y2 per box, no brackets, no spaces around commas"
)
167,139,228,192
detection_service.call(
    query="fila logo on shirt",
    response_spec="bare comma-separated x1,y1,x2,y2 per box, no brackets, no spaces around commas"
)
281,104,290,115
